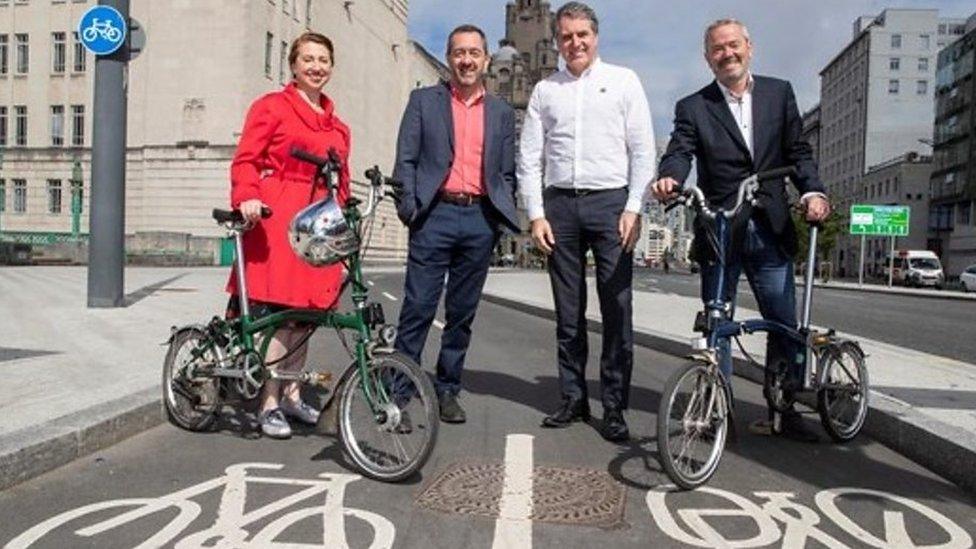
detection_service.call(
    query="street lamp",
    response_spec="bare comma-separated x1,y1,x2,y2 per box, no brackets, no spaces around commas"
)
71,155,83,238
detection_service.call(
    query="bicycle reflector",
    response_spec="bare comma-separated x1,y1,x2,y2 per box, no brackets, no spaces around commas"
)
288,194,360,266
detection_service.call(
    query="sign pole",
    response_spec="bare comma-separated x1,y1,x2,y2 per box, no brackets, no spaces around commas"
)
858,234,865,285
84,0,129,308
888,235,896,287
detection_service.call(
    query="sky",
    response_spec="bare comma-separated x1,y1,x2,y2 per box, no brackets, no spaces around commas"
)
407,0,974,142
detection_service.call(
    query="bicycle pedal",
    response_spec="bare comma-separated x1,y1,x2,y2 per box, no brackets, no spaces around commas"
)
304,371,333,388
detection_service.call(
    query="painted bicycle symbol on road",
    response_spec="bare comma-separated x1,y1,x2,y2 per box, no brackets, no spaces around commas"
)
5,463,395,548
647,485,973,548
81,18,122,44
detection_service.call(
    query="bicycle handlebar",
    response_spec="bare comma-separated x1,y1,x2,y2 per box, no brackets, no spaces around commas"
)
663,166,798,220
212,206,272,225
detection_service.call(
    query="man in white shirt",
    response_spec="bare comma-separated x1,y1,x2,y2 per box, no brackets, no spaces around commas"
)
518,1,655,441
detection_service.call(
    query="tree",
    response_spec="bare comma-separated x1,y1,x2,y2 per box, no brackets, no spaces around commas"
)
793,210,842,264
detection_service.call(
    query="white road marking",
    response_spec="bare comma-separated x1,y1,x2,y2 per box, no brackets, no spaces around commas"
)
433,320,445,330
492,434,534,549
382,292,397,302
367,280,375,287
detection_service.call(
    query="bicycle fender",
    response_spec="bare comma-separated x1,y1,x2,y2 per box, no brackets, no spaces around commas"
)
162,324,206,346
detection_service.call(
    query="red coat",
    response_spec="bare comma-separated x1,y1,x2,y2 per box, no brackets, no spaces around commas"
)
226,83,352,309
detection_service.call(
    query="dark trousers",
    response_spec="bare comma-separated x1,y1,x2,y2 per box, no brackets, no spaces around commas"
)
544,187,633,410
395,200,498,397
700,217,799,381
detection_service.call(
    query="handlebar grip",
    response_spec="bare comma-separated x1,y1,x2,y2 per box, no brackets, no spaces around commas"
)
756,166,797,182
290,147,329,167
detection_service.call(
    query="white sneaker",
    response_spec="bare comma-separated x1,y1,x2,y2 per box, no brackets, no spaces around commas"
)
258,408,292,439
280,399,321,425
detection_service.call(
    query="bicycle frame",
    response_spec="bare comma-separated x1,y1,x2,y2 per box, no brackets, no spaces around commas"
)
221,168,391,411
693,175,822,391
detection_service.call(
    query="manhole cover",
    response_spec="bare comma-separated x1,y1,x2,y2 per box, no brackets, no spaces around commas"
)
415,462,626,529
532,466,626,528
415,462,504,518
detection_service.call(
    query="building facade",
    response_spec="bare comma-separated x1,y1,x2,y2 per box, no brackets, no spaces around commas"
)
930,13,976,276
0,0,440,261
485,0,559,267
858,152,932,276
817,9,966,276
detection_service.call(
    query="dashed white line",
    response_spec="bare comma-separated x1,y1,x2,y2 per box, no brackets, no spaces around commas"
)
492,434,534,549
367,280,375,287
433,320,445,330
382,292,397,302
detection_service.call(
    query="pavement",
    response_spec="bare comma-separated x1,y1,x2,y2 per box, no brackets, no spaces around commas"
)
1,265,975,498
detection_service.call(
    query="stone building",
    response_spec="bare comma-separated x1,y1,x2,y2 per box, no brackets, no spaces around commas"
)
0,0,445,262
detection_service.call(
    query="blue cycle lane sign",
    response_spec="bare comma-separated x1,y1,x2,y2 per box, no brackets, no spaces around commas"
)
78,5,127,56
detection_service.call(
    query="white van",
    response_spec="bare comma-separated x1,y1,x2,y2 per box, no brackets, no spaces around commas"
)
886,250,945,288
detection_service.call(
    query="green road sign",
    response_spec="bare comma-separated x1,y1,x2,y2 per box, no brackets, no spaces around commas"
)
849,204,910,236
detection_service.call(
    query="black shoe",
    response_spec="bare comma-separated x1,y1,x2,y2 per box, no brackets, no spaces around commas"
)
439,393,466,424
601,408,630,442
541,398,590,428
778,409,819,443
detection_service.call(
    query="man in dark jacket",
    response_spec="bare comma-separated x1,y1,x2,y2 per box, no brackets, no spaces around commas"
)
392,24,518,423
653,18,830,441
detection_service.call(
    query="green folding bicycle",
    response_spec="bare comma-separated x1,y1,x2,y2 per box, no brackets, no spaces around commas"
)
162,148,438,482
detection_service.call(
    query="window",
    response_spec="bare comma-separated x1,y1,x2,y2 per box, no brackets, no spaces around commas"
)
264,32,272,78
71,104,84,146
917,80,928,95
279,40,287,84
0,106,6,147
47,179,62,214
305,0,312,26
889,57,900,70
72,31,85,72
920,34,930,49
0,179,5,213
918,57,928,71
960,202,972,225
14,105,26,145
888,79,899,94
13,179,26,213
15,33,28,74
891,34,901,49
51,31,65,73
938,23,947,34
50,105,64,146
0,34,7,75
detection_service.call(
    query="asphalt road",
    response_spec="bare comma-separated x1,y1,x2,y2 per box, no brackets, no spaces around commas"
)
634,268,976,364
1,273,973,548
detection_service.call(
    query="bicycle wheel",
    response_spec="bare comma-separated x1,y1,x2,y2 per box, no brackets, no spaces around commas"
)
338,351,439,482
817,342,869,442
657,361,729,490
162,328,221,431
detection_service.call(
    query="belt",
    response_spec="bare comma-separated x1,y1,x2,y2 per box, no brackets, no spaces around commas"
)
438,191,484,206
548,186,625,197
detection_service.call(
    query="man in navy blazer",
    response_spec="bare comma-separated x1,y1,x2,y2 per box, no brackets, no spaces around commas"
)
653,19,830,441
392,24,518,423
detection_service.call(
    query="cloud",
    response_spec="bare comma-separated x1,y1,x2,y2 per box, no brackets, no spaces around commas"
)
409,0,974,139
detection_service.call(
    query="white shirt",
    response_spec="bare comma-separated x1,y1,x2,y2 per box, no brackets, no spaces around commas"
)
717,76,754,158
517,58,656,220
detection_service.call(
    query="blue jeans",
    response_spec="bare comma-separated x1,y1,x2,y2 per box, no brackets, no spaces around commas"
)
700,217,799,382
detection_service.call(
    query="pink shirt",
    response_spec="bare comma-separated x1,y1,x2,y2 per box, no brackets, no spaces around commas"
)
442,85,486,195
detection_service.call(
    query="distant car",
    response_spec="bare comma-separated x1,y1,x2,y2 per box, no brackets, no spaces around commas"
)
961,264,976,293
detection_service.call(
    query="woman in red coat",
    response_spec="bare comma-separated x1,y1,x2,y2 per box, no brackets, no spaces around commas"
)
228,31,351,439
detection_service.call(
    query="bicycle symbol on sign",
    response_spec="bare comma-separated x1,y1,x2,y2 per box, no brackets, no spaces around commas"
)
81,18,122,43
5,463,396,548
